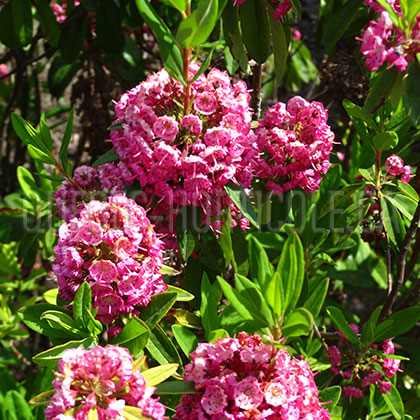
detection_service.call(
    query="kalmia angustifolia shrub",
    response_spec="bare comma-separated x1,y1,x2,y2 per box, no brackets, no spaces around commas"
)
54,163,125,222
45,345,166,420
328,325,400,401
361,0,420,71
52,194,166,332
175,332,330,419
253,96,335,194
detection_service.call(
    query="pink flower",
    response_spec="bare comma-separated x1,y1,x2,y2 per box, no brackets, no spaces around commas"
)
401,165,412,184
181,114,203,137
328,346,341,368
53,195,166,327
383,357,401,378
45,345,165,420
0,63,9,83
273,1,292,20
153,116,179,141
379,381,392,393
194,91,218,115
342,386,363,403
361,371,382,388
175,332,329,419
385,154,404,176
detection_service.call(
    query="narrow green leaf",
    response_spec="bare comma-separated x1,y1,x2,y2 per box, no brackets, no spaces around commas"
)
382,383,404,420
265,271,284,319
111,316,150,354
32,337,96,366
155,380,197,395
281,307,313,337
269,9,288,82
27,145,55,165
191,48,215,83
248,236,274,292
122,406,150,420
159,0,187,14
176,0,218,49
200,273,221,335
207,329,229,343
92,148,119,167
33,0,60,47
326,306,362,345
3,390,34,420
364,67,398,114
217,276,267,329
403,60,420,127
375,307,420,341
319,386,341,410
40,310,89,338
373,131,399,152
73,282,92,329
166,285,194,301
235,273,274,327
29,389,55,406
343,99,376,129
139,292,177,331
12,0,33,46
303,278,329,318
172,325,199,358
59,106,74,160
39,116,53,152
141,364,178,387
17,166,39,202
224,181,259,228
240,0,271,63
146,325,183,374
134,0,183,80
108,121,124,130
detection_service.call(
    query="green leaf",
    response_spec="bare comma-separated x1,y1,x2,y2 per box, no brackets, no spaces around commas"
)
384,194,417,220
224,181,259,228
232,225,249,275
322,0,361,55
72,282,92,330
40,310,90,338
382,195,405,248
166,285,194,301
382,383,404,420
217,276,268,329
12,0,33,46
375,307,420,341
108,121,124,130
60,11,89,63
34,0,60,47
146,325,183,374
403,60,420,128
139,292,177,330
200,273,221,336
343,99,376,129
48,53,82,98
376,0,402,26
362,305,382,345
0,2,21,48
11,113,45,151
191,48,215,83
319,386,341,410
92,148,119,167
111,316,150,355
326,306,362,345
159,0,187,14
59,106,75,161
39,115,53,152
265,271,284,319
235,273,274,327
94,0,125,55
27,145,55,164
134,0,183,81
303,278,329,318
122,406,150,420
32,337,96,366
240,0,271,63
2,390,34,420
18,304,73,340
407,0,420,22
359,168,374,183
172,308,200,328
278,232,305,313
176,0,218,49
29,389,55,406
364,67,398,114
207,328,229,343
141,364,178,387
17,166,39,202
155,380,197,395
281,307,313,337
172,325,199,358
269,14,288,83
248,236,274,292
176,206,199,260
397,180,419,203
373,131,399,152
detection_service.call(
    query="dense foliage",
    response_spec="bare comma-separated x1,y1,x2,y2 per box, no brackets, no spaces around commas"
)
0,0,419,419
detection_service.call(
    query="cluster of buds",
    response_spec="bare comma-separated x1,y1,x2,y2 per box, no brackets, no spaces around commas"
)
385,154,412,183
328,324,401,401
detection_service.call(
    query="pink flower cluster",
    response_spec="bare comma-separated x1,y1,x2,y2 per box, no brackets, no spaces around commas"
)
54,163,125,222
232,0,292,20
385,154,412,183
52,194,166,326
51,0,80,23
253,96,335,194
328,324,400,401
45,345,166,420
110,65,256,236
361,3,420,71
175,332,330,419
